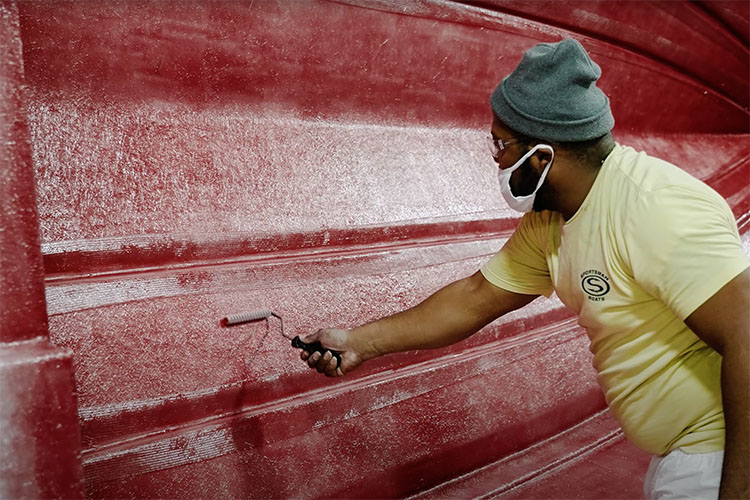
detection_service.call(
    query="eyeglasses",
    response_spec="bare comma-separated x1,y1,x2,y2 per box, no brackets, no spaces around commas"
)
487,135,520,161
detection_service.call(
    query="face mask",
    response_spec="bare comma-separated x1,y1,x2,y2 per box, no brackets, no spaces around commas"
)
497,144,555,213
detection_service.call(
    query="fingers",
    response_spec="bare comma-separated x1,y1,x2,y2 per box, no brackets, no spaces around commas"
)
297,328,352,377
302,348,341,377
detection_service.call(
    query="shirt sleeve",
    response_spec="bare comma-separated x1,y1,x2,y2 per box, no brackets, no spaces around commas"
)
481,212,554,297
628,184,749,320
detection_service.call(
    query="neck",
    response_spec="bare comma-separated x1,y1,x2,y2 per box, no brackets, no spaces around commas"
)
542,140,615,220
557,166,601,220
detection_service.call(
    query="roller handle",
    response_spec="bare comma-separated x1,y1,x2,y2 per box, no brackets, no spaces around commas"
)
292,336,341,369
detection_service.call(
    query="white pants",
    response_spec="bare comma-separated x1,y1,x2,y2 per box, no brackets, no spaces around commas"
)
643,449,724,499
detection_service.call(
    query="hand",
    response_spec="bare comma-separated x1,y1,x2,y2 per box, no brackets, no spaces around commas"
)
298,328,365,377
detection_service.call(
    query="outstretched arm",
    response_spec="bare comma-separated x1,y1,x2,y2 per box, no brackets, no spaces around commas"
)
301,270,538,377
685,267,750,500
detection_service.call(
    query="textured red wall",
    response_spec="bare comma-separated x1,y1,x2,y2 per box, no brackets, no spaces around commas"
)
0,0,46,343
8,0,749,497
0,1,83,497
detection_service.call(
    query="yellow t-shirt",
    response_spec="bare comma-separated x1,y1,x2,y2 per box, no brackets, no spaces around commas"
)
481,144,749,456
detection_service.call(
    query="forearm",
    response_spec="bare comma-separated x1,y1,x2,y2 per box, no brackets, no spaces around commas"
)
349,272,534,360
349,290,482,359
350,279,490,359
719,346,749,499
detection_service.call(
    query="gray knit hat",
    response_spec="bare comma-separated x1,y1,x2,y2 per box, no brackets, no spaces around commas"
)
490,38,614,142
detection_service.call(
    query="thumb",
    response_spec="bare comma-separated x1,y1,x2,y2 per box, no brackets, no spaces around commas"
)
302,328,348,350
298,329,324,344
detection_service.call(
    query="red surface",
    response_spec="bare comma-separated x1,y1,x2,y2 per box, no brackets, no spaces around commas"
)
0,340,85,499
7,0,749,498
466,0,749,112
0,0,46,343
410,410,652,499
0,1,83,497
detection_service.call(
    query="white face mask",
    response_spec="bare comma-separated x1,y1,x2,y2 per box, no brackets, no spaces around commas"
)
497,144,555,213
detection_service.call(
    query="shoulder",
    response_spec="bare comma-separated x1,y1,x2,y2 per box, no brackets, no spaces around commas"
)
608,144,709,193
514,210,561,249
610,144,731,223
518,210,558,230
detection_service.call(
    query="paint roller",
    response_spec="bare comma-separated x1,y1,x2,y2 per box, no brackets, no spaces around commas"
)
220,309,342,369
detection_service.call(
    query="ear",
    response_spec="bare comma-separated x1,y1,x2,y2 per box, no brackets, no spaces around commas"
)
529,145,554,173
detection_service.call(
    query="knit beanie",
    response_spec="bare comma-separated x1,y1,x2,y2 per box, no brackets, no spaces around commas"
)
490,38,614,142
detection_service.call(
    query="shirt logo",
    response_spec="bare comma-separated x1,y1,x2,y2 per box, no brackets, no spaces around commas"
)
581,269,610,302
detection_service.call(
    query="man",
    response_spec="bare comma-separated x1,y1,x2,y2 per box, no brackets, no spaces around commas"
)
298,38,749,499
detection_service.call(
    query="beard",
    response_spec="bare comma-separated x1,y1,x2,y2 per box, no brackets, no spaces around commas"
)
509,156,537,197
509,156,555,212
532,182,555,212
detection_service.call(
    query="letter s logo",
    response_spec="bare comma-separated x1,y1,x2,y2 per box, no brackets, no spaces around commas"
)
582,276,610,297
